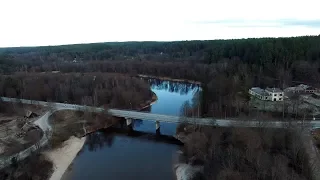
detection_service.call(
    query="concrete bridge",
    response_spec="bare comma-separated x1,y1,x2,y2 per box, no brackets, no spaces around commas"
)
1,97,320,134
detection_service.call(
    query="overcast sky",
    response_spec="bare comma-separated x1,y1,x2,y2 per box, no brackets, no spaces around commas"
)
0,0,320,47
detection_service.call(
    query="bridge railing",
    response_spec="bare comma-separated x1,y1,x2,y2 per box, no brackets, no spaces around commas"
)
1,97,320,128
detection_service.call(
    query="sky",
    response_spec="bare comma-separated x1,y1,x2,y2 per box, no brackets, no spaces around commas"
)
0,0,320,47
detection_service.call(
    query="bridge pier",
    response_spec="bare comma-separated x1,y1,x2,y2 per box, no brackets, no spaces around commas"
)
126,118,133,132
126,118,132,126
156,121,160,136
119,119,125,128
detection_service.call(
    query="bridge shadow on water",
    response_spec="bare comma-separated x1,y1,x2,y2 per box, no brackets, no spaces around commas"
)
84,126,183,152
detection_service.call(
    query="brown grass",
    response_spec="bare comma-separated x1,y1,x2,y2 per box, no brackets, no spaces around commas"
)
0,154,53,180
49,110,121,148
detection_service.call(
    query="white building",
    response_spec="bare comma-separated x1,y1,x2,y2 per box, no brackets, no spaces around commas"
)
284,84,319,94
265,88,284,101
284,84,309,94
249,87,270,101
249,87,284,101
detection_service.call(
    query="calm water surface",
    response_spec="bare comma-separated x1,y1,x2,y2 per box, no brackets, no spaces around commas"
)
63,80,199,180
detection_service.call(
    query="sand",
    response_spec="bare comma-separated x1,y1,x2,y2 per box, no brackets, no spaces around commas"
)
174,163,204,180
44,136,86,180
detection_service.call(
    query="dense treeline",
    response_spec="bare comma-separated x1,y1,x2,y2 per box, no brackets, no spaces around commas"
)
0,73,152,109
1,36,320,117
177,125,312,180
1,36,319,179
1,36,320,65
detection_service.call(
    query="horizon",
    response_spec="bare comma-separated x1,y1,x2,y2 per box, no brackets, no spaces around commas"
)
1,0,320,47
0,35,319,49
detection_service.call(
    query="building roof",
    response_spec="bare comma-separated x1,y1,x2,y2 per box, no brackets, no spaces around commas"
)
306,86,317,90
251,87,269,96
265,87,283,93
298,84,309,89
284,84,309,92
313,92,320,97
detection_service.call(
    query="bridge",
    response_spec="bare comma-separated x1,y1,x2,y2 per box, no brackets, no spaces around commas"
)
1,97,320,133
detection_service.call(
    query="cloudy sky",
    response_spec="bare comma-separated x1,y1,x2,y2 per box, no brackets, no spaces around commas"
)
0,0,320,47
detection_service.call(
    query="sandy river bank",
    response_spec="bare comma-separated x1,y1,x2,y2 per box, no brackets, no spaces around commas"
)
43,136,86,180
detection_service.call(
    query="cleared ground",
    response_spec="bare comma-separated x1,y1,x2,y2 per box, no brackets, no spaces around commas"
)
249,96,319,118
0,102,46,157
49,110,121,148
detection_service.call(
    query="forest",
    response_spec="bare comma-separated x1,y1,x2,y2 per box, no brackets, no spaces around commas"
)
1,36,320,180
176,124,313,180
0,73,152,109
1,35,320,117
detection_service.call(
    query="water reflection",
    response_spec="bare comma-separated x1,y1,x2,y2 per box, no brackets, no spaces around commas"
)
63,79,198,180
148,79,200,95
85,127,183,152
86,131,115,151
133,79,200,135
133,119,144,128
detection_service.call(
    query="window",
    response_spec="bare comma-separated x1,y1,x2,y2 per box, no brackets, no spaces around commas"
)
273,98,276,101
279,93,283,96
265,97,268,100
279,98,282,101
274,94,277,96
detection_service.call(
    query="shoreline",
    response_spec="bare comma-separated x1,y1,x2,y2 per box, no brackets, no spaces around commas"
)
82,91,158,136
44,136,86,180
45,92,157,179
137,74,202,85
139,91,158,111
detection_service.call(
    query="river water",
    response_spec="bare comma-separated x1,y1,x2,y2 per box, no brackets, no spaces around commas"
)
62,80,199,180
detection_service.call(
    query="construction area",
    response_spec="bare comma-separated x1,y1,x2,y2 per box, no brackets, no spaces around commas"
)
250,84,320,119
0,101,46,157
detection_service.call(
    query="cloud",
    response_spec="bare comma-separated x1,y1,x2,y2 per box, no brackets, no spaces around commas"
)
282,19,320,27
190,19,320,28
0,0,320,47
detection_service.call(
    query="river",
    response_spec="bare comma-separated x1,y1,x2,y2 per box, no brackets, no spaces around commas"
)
62,79,200,180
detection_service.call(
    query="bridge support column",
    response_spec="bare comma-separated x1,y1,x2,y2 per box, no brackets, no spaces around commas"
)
156,121,160,136
126,118,132,126
126,118,133,132
120,119,125,128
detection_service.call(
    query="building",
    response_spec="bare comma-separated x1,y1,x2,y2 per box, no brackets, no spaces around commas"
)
284,84,309,93
312,92,320,99
249,87,270,101
24,110,38,118
265,88,284,101
305,86,318,93
284,84,319,94
249,87,284,101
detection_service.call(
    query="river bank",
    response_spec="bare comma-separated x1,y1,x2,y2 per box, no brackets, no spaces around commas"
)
139,91,158,110
138,74,202,85
82,91,158,136
44,136,86,180
174,121,316,180
45,91,158,180
56,79,199,180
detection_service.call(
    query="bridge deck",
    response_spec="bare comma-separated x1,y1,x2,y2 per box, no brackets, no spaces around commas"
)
1,97,320,128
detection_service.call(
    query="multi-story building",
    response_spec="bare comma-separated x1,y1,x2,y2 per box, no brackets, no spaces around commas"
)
265,88,284,101
249,87,284,101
